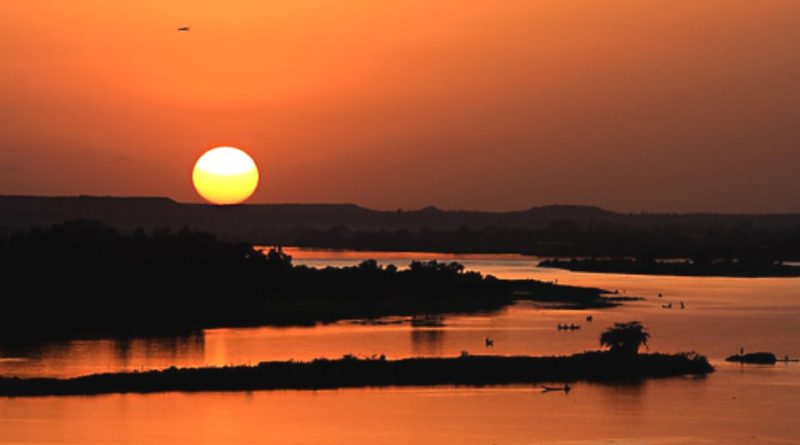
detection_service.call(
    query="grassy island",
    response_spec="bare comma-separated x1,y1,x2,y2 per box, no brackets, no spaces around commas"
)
725,352,777,364
0,351,713,397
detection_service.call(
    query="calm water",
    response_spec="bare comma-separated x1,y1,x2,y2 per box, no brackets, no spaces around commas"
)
1,248,798,444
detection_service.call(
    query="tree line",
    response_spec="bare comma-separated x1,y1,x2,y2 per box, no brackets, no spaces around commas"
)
0,221,509,339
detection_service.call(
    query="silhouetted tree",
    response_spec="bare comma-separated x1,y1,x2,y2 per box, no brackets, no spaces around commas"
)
263,246,292,267
357,259,380,271
600,321,649,357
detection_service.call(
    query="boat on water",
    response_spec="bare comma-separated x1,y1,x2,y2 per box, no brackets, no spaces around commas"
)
541,384,571,393
557,323,581,331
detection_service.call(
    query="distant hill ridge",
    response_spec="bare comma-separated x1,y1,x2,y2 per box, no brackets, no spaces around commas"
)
1,195,800,249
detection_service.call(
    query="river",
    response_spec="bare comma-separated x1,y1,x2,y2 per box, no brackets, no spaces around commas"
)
1,248,798,444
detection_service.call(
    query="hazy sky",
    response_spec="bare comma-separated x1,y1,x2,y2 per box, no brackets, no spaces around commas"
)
1,1,799,212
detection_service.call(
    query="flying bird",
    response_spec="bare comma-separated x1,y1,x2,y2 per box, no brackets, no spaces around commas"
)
178,26,191,32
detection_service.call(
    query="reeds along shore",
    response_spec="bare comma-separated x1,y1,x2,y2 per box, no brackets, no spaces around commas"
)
0,352,714,397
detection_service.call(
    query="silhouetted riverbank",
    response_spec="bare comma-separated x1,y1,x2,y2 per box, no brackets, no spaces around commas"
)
539,258,800,277
0,352,713,397
0,221,618,342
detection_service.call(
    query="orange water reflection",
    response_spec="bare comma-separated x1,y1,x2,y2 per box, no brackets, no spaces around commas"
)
1,249,799,444
0,366,798,444
1,249,799,378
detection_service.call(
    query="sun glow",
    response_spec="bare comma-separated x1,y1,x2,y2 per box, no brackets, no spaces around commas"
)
192,147,259,205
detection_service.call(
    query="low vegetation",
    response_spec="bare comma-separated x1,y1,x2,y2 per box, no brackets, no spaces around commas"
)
0,320,713,397
0,351,713,397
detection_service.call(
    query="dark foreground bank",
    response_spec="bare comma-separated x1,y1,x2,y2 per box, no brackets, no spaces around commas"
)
0,221,619,341
0,352,713,397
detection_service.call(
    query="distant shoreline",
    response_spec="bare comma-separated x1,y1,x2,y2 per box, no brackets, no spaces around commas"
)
0,352,713,397
539,258,800,278
2,195,799,261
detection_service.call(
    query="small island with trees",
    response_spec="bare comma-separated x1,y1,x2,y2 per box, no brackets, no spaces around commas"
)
0,321,713,397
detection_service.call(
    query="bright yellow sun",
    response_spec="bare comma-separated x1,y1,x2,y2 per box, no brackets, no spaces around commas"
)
192,146,259,205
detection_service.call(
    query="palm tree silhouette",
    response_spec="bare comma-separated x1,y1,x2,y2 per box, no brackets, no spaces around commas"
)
600,321,650,357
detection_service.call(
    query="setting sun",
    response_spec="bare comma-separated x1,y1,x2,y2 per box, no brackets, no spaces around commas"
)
192,147,259,205
2,2,799,443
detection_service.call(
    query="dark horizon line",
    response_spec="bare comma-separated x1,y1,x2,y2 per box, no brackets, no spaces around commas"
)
2,193,800,217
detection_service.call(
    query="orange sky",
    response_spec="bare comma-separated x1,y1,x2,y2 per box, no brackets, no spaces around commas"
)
1,1,799,212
